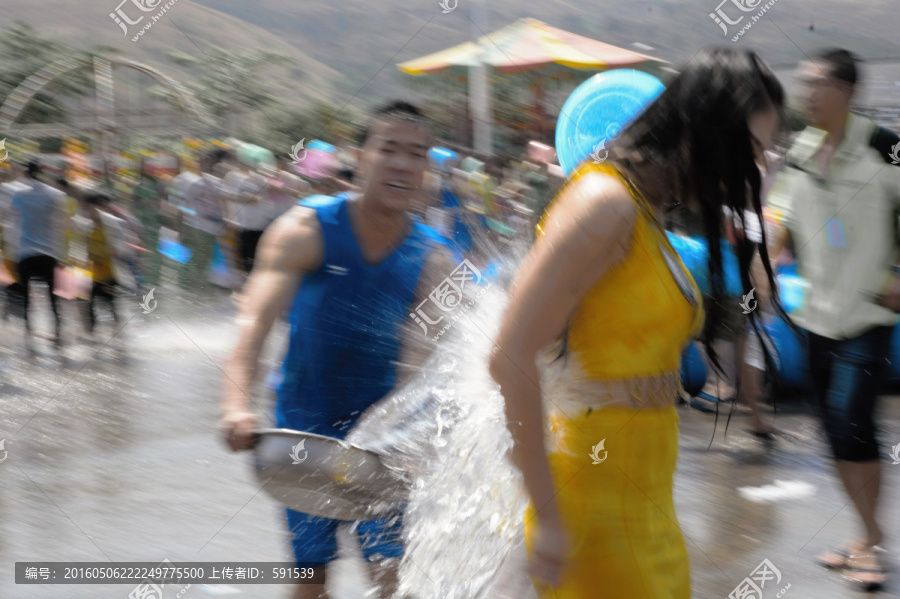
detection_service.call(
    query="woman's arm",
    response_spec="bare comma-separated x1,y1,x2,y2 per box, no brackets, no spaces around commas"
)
488,171,637,519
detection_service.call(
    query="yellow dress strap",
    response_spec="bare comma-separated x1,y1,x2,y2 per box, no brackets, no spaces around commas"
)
536,162,656,240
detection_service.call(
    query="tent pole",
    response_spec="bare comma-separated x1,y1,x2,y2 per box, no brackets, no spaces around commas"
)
468,0,492,155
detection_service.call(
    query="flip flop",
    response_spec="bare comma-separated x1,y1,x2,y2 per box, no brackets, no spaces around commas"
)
843,547,888,592
815,546,852,570
746,427,780,442
690,392,735,413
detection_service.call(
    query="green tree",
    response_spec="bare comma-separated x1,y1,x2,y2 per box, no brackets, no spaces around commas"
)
0,22,89,126
0,21,130,135
165,47,294,137
265,100,362,156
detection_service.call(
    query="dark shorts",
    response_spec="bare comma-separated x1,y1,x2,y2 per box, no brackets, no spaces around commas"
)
238,228,265,273
808,326,893,462
285,508,404,564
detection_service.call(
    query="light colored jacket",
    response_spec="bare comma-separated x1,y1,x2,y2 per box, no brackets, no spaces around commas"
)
8,180,67,261
0,180,30,262
768,113,900,339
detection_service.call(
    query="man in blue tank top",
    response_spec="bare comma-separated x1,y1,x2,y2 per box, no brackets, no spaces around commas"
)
221,101,455,598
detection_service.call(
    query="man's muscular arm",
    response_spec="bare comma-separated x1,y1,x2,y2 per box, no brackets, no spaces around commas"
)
220,206,324,451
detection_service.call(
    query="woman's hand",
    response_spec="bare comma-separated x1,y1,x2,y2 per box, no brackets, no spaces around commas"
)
529,512,568,589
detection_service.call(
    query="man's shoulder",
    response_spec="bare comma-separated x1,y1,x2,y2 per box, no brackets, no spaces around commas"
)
98,209,126,228
192,174,221,193
4,181,30,201
783,127,824,167
265,204,325,273
175,171,201,184
297,193,344,209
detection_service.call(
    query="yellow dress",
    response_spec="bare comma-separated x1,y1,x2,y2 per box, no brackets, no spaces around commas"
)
524,162,704,599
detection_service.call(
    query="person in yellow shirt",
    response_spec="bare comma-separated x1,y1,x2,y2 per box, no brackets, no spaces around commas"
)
489,48,784,599
84,193,120,336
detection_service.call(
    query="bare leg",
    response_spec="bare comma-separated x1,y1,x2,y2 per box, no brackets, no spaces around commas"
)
369,558,401,599
831,460,887,586
699,338,738,399
736,331,772,433
291,566,328,599
834,460,883,547
291,583,327,599
741,360,771,433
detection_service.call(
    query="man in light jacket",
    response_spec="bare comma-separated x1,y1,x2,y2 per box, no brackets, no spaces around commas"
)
768,48,900,590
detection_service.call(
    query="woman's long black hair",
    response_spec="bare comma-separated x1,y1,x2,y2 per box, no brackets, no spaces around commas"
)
606,47,789,395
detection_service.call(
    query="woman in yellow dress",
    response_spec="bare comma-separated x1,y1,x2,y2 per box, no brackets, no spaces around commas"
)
489,48,785,598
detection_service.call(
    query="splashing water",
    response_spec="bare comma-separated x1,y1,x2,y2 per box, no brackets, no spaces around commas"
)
347,270,535,599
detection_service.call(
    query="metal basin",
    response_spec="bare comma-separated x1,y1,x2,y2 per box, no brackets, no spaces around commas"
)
252,428,408,521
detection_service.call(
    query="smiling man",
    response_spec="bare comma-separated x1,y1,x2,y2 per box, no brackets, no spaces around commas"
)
220,101,454,599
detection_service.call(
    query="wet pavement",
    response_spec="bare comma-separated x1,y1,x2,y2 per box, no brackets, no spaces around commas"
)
1,278,899,598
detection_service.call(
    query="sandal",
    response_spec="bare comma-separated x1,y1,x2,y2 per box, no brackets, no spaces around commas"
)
747,426,779,442
843,546,888,592
815,542,864,570
690,392,735,413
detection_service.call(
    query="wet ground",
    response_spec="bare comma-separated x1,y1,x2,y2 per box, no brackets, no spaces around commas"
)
1,277,899,598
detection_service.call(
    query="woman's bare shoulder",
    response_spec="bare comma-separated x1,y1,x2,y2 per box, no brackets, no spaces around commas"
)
539,169,638,246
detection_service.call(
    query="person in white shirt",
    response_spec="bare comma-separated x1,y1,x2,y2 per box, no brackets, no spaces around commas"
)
265,155,309,224
177,149,229,292
229,159,269,275
166,157,201,239
1,162,29,321
9,160,67,351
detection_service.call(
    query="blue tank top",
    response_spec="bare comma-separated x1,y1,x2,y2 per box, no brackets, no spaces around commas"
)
440,185,474,254
275,194,443,439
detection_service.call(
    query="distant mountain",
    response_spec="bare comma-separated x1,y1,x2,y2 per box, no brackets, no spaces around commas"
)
190,0,900,102
6,0,900,114
3,0,346,108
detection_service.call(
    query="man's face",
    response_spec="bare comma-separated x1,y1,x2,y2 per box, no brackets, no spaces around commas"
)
357,117,429,212
795,61,852,128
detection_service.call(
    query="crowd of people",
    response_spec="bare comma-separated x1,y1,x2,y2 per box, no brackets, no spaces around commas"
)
2,43,899,599
0,133,564,354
